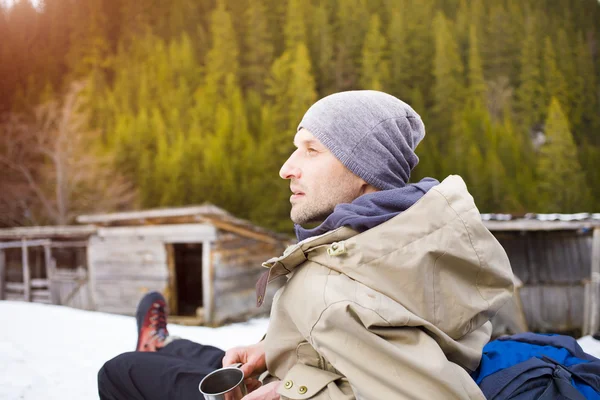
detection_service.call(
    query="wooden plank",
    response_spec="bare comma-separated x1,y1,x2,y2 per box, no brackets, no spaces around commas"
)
589,227,600,335
203,241,213,325
5,292,25,301
96,224,216,242
165,243,178,315
44,244,60,305
61,279,87,305
6,280,52,291
209,218,280,244
31,290,51,302
22,239,31,302
0,239,51,250
89,240,168,264
0,249,5,300
0,226,95,240
520,285,584,333
77,205,228,224
484,219,600,232
50,241,89,248
30,279,49,289
5,282,24,291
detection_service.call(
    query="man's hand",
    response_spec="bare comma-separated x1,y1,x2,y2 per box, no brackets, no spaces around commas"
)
242,381,281,400
223,341,267,379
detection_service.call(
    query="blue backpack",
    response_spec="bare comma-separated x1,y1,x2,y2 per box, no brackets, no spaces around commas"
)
471,333,600,400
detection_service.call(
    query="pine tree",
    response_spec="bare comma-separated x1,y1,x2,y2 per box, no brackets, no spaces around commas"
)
467,24,486,105
432,11,465,133
334,0,369,90
542,36,568,118
268,43,317,133
536,98,591,212
579,142,600,211
242,0,273,96
497,112,533,211
469,0,485,36
195,0,239,132
66,0,110,78
283,0,308,51
515,13,544,130
573,33,600,139
360,14,388,90
311,2,335,95
484,4,518,82
454,0,469,57
204,0,239,89
555,29,578,129
387,4,407,97
390,0,435,104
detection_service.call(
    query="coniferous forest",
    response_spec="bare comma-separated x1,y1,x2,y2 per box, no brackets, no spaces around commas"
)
0,0,599,232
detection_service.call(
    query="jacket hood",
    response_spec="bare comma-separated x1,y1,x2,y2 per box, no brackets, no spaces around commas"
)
262,175,513,345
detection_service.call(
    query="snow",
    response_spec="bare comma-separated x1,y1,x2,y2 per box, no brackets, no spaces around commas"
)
0,301,269,400
3,300,600,400
578,335,600,359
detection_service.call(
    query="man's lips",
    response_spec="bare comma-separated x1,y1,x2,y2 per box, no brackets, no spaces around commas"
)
290,187,305,201
290,187,305,196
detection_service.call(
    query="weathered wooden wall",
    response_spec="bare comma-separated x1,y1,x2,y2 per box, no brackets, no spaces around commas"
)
89,236,169,314
494,230,592,333
89,224,217,316
211,231,286,325
53,267,93,310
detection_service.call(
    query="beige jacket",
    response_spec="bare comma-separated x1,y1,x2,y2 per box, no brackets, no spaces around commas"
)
259,176,514,400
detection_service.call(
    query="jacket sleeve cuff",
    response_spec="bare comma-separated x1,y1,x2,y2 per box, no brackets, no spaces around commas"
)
278,364,342,399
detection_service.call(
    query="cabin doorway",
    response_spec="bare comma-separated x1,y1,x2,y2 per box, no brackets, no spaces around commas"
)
167,243,204,317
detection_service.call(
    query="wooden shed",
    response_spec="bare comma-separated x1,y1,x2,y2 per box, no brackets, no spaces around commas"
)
76,205,290,326
482,213,600,337
0,225,96,310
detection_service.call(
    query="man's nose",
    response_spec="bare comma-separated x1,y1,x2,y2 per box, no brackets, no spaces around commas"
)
279,152,301,180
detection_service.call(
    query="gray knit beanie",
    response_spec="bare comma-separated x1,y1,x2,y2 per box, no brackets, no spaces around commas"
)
297,90,425,190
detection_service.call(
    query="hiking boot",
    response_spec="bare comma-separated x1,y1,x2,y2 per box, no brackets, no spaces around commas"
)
135,291,170,352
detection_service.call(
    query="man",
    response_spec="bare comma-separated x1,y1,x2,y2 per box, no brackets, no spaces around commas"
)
98,90,514,400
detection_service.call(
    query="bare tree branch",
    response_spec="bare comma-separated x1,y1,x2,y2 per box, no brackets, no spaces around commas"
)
0,80,137,226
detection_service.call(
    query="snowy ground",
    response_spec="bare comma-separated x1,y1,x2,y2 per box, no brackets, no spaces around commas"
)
0,301,269,400
2,301,600,400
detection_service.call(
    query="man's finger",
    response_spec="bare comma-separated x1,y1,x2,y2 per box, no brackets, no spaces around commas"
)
240,363,255,378
222,348,242,367
244,378,261,393
241,381,280,400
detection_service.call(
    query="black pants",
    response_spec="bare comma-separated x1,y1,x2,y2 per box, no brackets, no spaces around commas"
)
98,339,225,400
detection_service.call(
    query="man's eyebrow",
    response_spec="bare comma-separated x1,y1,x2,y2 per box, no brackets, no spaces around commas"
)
293,139,321,148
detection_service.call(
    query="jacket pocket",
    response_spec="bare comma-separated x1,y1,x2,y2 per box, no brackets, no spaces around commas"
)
278,364,343,399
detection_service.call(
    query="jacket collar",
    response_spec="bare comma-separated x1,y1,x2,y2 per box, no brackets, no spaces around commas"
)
255,226,357,307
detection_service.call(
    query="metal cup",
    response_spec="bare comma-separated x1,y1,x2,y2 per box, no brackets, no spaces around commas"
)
199,363,248,400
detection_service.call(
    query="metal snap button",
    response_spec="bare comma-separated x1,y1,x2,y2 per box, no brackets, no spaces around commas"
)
298,385,308,394
284,380,293,389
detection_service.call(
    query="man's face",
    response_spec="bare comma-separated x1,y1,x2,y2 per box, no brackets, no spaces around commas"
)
279,128,368,225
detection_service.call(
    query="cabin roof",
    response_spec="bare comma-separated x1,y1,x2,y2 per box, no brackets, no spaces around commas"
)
77,204,290,243
0,225,97,240
482,213,600,231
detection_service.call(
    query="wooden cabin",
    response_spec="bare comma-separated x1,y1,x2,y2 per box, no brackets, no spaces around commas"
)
76,205,290,326
0,225,96,309
0,205,290,326
483,213,600,337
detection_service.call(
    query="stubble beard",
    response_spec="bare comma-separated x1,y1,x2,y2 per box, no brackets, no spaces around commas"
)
290,199,335,225
290,181,363,226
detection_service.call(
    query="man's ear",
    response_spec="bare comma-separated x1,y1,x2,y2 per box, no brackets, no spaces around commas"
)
359,181,379,196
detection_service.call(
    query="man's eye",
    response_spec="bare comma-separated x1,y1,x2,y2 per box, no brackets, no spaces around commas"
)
306,148,317,156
